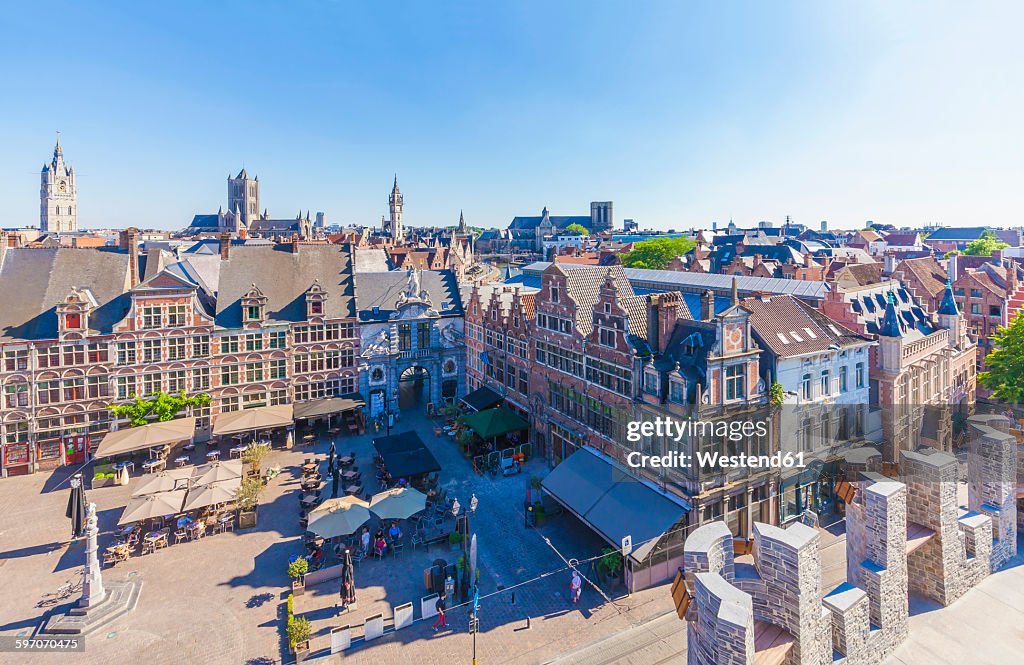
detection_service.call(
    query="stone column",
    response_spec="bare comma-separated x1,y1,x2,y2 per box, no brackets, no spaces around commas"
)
966,414,1018,569
80,502,105,608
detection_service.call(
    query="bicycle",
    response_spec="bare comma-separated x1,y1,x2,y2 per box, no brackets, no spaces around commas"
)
36,579,82,607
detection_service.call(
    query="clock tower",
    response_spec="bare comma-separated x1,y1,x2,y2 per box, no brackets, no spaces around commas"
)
40,132,77,233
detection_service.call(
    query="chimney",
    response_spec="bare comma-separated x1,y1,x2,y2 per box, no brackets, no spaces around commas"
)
731,276,739,306
701,290,714,321
126,227,140,289
883,252,896,276
291,234,300,254
648,293,682,354
219,232,232,261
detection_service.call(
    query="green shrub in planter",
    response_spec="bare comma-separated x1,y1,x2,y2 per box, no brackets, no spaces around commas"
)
287,615,312,649
598,547,623,577
288,557,308,581
449,532,464,546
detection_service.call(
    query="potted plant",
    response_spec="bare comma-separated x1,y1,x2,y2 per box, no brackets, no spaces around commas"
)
235,476,263,529
288,557,309,597
242,442,270,478
287,615,312,660
448,531,464,551
597,547,623,585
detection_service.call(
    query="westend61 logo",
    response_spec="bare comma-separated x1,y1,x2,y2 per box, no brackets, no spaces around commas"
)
624,416,806,471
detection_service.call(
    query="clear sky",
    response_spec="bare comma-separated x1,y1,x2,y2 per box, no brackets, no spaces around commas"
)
1,1,1022,231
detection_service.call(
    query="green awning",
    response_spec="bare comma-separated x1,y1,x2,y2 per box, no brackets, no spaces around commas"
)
460,407,529,440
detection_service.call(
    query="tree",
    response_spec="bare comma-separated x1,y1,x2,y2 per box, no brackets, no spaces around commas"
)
962,230,1009,257
109,390,212,427
979,312,1024,404
620,237,696,270
563,223,589,236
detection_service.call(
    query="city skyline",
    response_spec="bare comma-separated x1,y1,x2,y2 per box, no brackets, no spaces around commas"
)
1,2,1023,231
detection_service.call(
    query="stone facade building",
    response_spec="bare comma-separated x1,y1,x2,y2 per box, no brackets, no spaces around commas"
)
40,135,77,233
682,414,1017,665
355,268,465,421
188,169,315,239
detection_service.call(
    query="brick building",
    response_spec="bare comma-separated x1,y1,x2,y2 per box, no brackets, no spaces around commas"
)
0,233,362,477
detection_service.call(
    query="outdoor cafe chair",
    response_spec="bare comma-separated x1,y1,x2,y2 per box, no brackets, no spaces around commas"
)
391,542,404,558
174,529,188,544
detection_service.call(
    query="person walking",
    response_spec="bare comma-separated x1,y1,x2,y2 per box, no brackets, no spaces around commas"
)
569,570,582,604
432,593,447,632
360,526,371,558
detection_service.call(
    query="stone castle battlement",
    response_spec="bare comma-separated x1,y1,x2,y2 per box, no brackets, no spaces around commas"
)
682,413,1018,665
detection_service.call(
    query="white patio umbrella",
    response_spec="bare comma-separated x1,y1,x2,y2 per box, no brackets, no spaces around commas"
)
307,496,371,539
183,478,241,511
192,459,244,486
118,490,187,525
469,533,478,585
131,467,195,497
368,487,427,520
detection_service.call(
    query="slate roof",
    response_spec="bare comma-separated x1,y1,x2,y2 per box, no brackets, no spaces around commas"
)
214,244,356,327
0,247,133,341
884,232,922,247
653,319,718,399
838,281,933,339
509,215,591,231
355,270,463,322
742,295,871,357
925,227,989,241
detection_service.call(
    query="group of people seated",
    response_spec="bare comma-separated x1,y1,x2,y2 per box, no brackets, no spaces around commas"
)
358,521,403,558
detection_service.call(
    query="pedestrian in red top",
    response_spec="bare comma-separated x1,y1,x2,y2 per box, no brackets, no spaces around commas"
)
432,593,448,632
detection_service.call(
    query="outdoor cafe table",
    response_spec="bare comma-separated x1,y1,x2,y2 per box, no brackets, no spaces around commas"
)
341,470,360,482
143,529,169,552
174,455,190,466
142,458,165,473
229,445,247,458
300,494,319,510
344,484,363,496
113,461,135,473
206,450,222,461
301,462,318,474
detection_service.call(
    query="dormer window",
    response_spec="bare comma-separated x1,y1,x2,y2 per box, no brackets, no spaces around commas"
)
305,280,327,319
241,283,268,323
65,313,82,329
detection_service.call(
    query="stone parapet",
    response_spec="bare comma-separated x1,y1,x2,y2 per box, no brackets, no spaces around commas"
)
966,414,1018,569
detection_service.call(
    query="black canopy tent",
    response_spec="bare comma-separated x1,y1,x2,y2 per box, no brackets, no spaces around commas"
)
459,386,503,413
373,430,442,478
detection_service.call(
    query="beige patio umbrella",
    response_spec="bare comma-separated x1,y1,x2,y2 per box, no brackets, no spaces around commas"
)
307,496,371,539
183,478,242,511
131,467,195,497
192,459,244,486
368,487,427,520
118,490,187,525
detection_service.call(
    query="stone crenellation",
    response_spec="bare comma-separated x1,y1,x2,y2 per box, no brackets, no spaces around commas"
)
682,413,1017,665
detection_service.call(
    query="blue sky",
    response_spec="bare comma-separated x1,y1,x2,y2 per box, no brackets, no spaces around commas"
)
1,1,1021,231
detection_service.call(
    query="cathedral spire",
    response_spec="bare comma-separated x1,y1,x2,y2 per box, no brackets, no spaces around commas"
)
54,131,63,159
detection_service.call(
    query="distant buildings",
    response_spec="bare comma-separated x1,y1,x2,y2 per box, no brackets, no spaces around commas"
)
187,169,315,239
507,202,613,252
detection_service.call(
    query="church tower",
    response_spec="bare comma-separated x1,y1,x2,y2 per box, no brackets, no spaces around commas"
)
40,133,77,233
388,175,404,240
228,169,259,228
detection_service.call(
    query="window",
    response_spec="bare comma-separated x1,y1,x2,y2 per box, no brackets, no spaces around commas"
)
37,379,60,404
309,301,323,316
990,305,1001,317
221,365,240,386
142,339,161,363
4,383,29,408
820,369,830,396
192,336,210,357
293,326,325,344
116,376,137,400
518,368,529,395
599,326,616,347
167,370,187,392
536,341,584,377
268,331,287,349
167,305,187,327
5,420,28,444
550,284,559,303
269,389,288,405
398,324,411,350
3,350,28,372
417,322,431,349
802,373,812,400
245,334,263,352
221,396,240,413
970,289,982,298
219,336,240,354
325,351,341,370
167,337,186,360
954,287,965,297
65,313,82,329
245,305,262,322
269,359,287,380
585,357,632,396
644,373,659,395
192,367,210,391
245,363,264,383
116,342,136,365
970,303,981,314
855,362,865,388
141,306,161,329
725,364,745,400
62,377,85,401
142,373,160,396
670,380,684,403
87,343,108,363
38,346,61,368
839,366,848,393
62,346,85,366
340,348,354,368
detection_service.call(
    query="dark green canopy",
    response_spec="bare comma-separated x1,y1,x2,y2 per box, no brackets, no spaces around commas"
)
461,407,529,440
